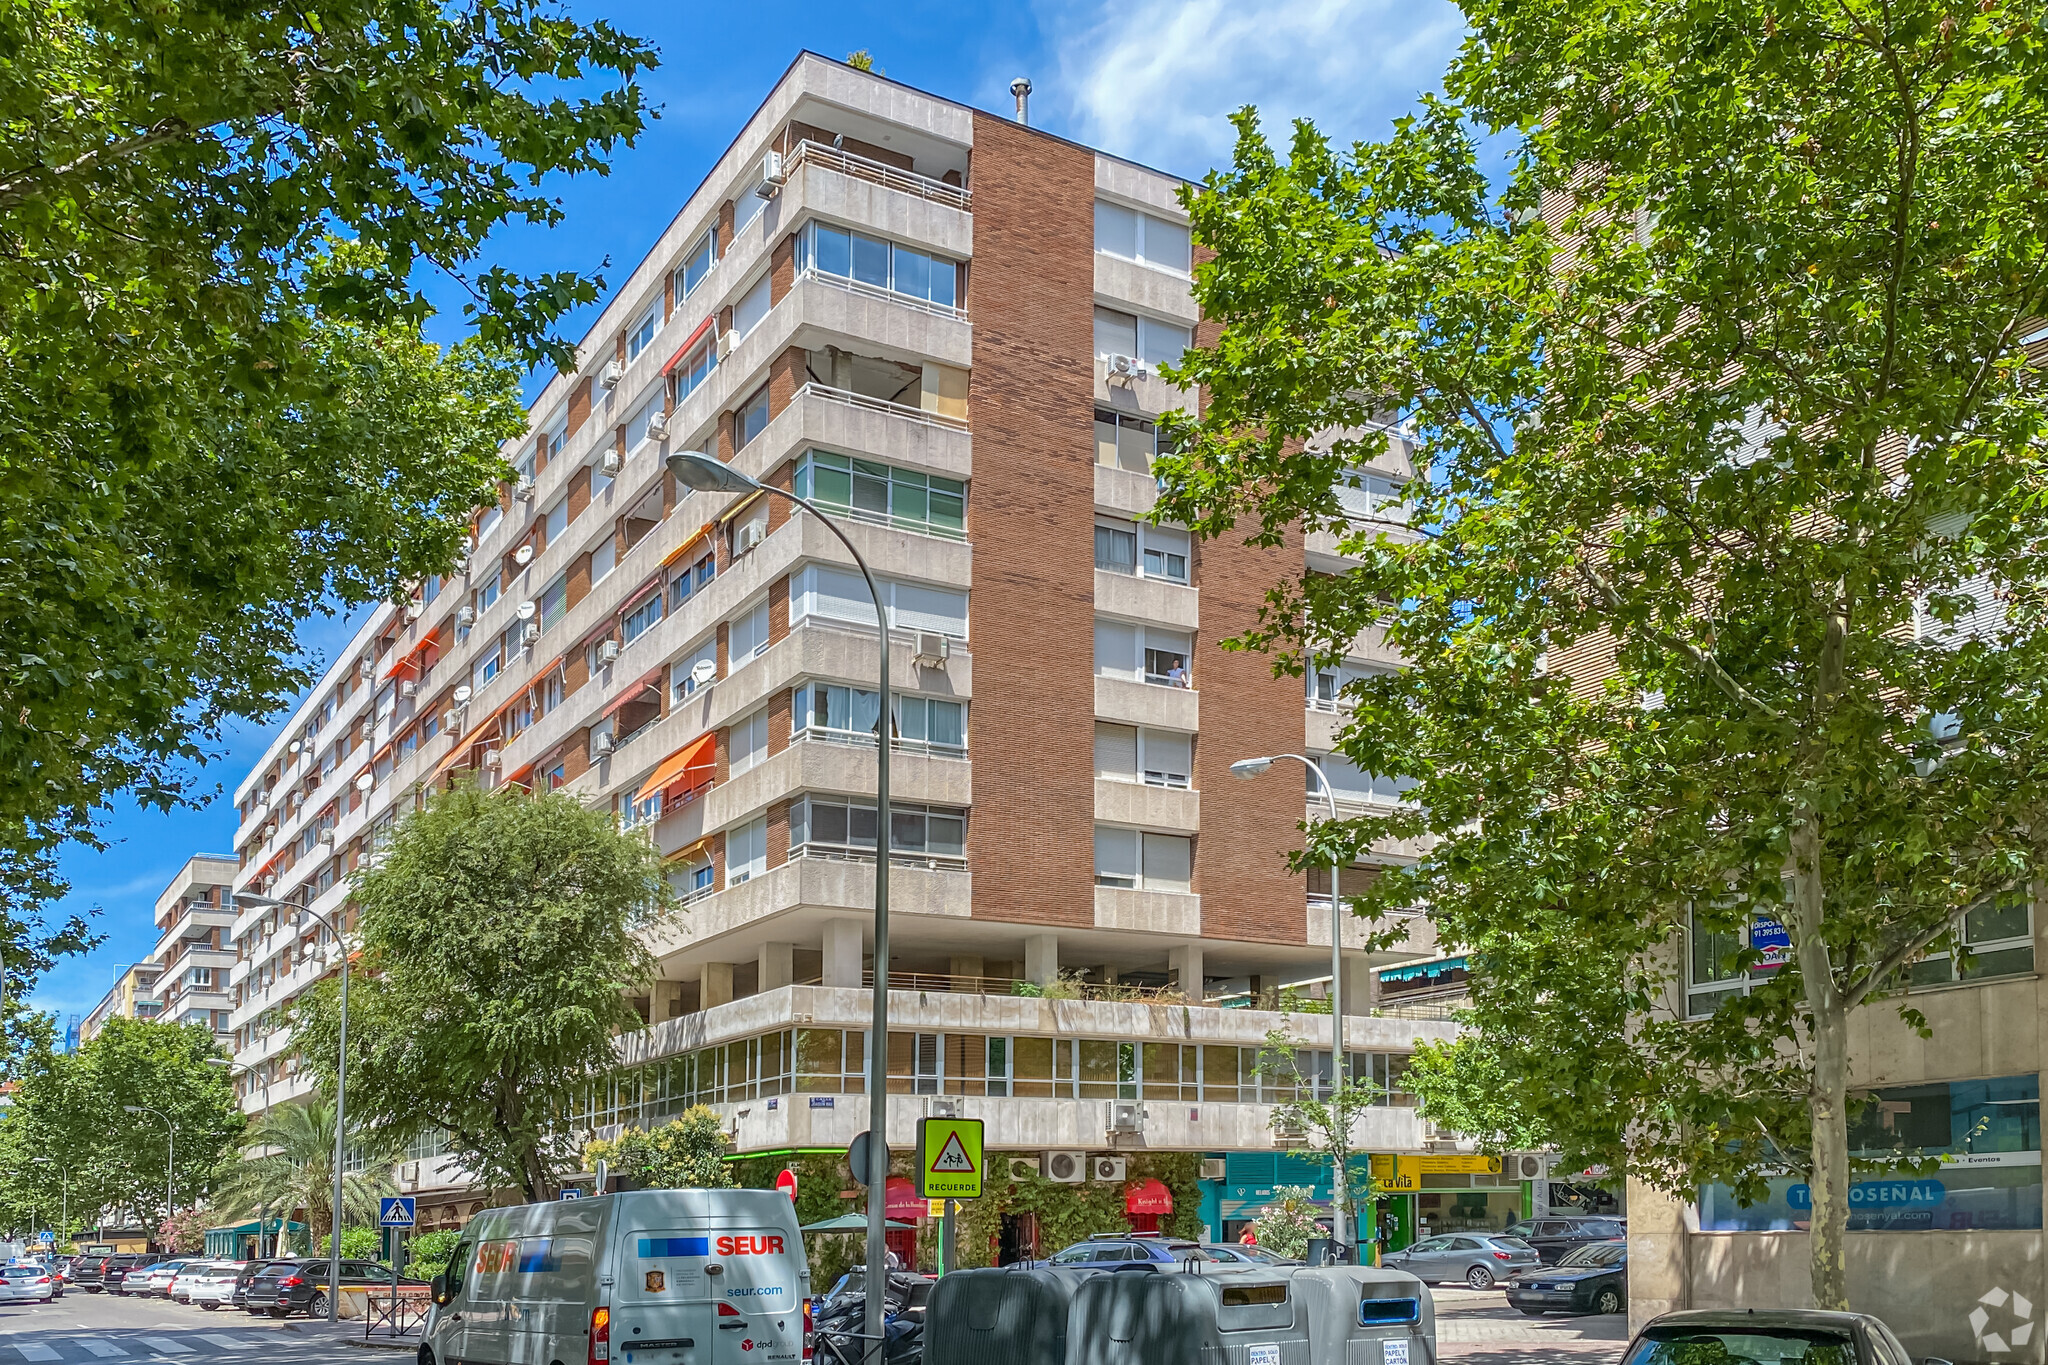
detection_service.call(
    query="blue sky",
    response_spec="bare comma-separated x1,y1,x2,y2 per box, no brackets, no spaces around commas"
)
29,0,1465,1026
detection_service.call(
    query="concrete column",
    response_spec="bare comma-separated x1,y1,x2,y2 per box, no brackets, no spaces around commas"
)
701,961,735,1010
948,954,985,982
1169,943,1205,1000
822,918,864,988
759,941,794,991
1024,933,1059,987
1343,955,1376,1016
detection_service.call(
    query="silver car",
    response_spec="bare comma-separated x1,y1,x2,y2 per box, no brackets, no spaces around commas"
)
1383,1233,1540,1289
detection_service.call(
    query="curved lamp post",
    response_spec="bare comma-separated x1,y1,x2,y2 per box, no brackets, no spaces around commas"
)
121,1105,176,1242
1231,752,1352,1257
668,448,893,1364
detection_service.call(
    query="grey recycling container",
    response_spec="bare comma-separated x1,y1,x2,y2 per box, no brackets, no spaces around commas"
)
1292,1266,1437,1365
924,1265,1089,1365
1070,1268,1310,1365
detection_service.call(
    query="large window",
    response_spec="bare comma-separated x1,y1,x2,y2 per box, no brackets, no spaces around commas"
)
673,329,717,402
726,816,768,884
1094,620,1192,687
728,709,769,777
1685,904,1788,1018
1094,200,1193,274
1310,754,1417,808
675,227,718,300
667,548,716,614
794,450,965,539
626,397,663,452
668,635,717,704
791,566,969,639
796,222,959,310
729,601,770,665
621,590,664,645
1095,408,1166,473
790,796,966,863
1908,894,2034,985
1094,827,1193,892
627,304,661,361
1095,518,1188,582
1094,723,1191,789
1094,306,1191,372
794,682,965,756
538,575,567,633
543,498,568,549
1337,468,1411,523
732,273,772,340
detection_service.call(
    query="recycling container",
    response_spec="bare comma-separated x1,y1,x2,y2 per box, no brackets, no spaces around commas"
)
924,1264,1088,1365
1291,1266,1438,1365
1070,1267,1311,1365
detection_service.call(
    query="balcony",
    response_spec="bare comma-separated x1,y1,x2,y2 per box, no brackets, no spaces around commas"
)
1095,675,1198,731
1094,568,1197,632
786,139,970,212
641,855,971,963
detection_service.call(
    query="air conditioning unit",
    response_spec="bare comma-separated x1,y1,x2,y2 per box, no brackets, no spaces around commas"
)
404,602,423,621
515,475,536,500
317,829,335,847
716,330,734,360
1272,1112,1307,1145
927,1096,963,1119
484,749,502,769
734,520,766,554
914,632,950,666
1042,1151,1086,1184
399,681,418,699
600,358,624,390
757,150,785,196
598,639,621,665
444,711,462,736
514,544,535,566
400,1163,421,1187
1106,353,1147,382
456,605,476,627
1006,1157,1039,1183
1106,1101,1145,1136
1509,1152,1551,1182
647,409,670,441
262,823,277,840
593,730,616,756
601,450,623,476
522,622,541,645
1091,1156,1128,1182
1199,1158,1227,1181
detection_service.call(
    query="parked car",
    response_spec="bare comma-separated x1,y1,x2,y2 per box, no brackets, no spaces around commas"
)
1201,1243,1303,1266
1381,1233,1540,1289
169,1260,223,1303
231,1260,272,1309
185,1262,249,1310
107,1255,167,1295
1500,1215,1629,1265
1044,1235,1220,1269
140,1258,196,1298
1622,1308,1927,1365
1506,1239,1627,1315
0,1261,62,1304
71,1254,118,1292
243,1258,420,1319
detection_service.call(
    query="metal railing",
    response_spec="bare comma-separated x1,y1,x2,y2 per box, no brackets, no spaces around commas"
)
790,727,969,760
362,1287,432,1340
787,138,971,211
798,380,968,431
797,266,970,323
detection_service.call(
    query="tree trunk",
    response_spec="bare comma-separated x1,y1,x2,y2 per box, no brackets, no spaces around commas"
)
1789,816,1851,1310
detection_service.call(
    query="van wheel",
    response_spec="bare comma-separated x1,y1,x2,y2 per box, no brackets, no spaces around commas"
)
416,1349,437,1365
1466,1266,1495,1290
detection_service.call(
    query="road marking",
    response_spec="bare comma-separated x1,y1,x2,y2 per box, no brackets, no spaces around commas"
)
11,1345,60,1362
70,1343,128,1359
197,1337,255,1352
139,1341,192,1356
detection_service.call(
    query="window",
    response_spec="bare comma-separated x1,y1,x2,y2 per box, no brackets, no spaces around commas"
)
1094,306,1191,371
670,636,717,702
544,498,568,549
668,550,715,612
729,601,770,664
474,573,501,616
1094,620,1192,687
674,328,718,402
791,566,969,639
895,695,966,755
729,709,769,777
726,816,768,884
1094,518,1187,582
1095,200,1192,273
477,504,504,543
676,228,718,300
472,635,502,690
589,536,617,585
627,304,660,361
539,407,568,464
1093,827,1193,892
790,797,966,862
1908,895,2035,986
1309,660,1389,710
1094,408,1163,473
796,222,959,309
1310,755,1416,806
1094,723,1191,788
626,397,662,452
1337,468,1411,523
728,500,768,557
622,591,664,645
732,273,771,340
1686,905,1787,1018
538,575,567,633
733,181,767,233
794,684,966,755
735,385,770,448
794,450,966,538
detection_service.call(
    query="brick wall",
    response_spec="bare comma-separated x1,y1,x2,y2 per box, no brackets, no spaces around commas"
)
962,114,1099,930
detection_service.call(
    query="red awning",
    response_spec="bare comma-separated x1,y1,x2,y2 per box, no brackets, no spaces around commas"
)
382,628,439,680
1125,1178,1173,1216
659,314,717,377
599,668,664,722
884,1177,925,1220
635,732,716,804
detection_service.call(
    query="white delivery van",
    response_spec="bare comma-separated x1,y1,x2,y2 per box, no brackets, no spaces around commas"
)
422,1188,808,1365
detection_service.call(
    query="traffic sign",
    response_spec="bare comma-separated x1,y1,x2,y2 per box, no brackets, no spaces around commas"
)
559,1188,583,1201
378,1197,417,1228
848,1131,889,1187
915,1117,983,1199
36,1232,52,1244
775,1168,799,1201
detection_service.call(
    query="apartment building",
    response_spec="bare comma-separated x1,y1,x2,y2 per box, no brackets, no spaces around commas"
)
225,53,1475,1245
142,855,239,1047
79,961,163,1044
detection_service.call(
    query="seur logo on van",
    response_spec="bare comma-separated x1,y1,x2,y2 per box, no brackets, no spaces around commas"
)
716,1235,785,1256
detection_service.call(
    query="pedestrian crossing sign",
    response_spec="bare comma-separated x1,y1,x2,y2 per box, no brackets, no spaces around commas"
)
915,1117,983,1199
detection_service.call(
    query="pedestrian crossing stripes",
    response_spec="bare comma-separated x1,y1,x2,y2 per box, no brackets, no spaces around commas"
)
138,1340,192,1355
65,1344,123,1360
7,1333,267,1360
11,1345,58,1362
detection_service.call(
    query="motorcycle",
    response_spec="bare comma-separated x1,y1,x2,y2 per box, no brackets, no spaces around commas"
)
813,1272,927,1365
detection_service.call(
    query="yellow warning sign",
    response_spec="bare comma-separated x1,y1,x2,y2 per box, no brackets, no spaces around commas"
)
915,1117,983,1199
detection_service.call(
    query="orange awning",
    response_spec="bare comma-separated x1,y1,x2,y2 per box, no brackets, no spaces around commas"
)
658,524,716,571
636,732,716,803
382,627,440,680
659,314,717,377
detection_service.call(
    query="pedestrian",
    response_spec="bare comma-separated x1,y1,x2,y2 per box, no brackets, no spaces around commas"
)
1168,659,1188,688
1239,1226,1257,1246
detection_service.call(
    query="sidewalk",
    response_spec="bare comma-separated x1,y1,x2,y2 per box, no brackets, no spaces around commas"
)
1432,1287,1629,1365
274,1315,421,1353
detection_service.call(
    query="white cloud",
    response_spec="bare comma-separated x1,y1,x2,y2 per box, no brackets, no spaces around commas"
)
1037,0,1466,179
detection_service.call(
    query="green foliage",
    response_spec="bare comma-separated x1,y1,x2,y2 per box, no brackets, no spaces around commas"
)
1251,1187,1324,1261
314,1227,389,1261
1403,1034,1553,1154
1160,0,2048,1307
408,1229,465,1276
208,1099,398,1247
0,1018,241,1233
0,0,656,992
845,51,881,74
586,1108,733,1190
1253,1027,1380,1215
954,1152,1205,1269
290,782,673,1204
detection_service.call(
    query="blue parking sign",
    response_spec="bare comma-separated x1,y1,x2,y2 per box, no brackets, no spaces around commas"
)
379,1197,417,1228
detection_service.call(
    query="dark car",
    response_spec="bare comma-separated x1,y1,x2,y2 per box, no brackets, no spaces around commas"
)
1500,1216,1629,1265
1623,1308,1934,1365
231,1259,272,1309
1506,1239,1627,1315
106,1255,167,1295
73,1253,132,1293
242,1258,423,1318
1044,1235,1219,1270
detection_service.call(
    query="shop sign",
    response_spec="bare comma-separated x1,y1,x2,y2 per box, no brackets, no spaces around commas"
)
1787,1179,1946,1211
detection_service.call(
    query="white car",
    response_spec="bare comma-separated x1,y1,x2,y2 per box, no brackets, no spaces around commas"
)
141,1259,195,1297
0,1262,61,1303
185,1262,248,1310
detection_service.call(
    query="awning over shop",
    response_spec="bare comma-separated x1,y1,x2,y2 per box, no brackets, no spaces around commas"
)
637,732,716,804
884,1177,925,1221
1125,1177,1173,1216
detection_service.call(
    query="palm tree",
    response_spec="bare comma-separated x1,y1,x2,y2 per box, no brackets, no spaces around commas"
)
211,1099,399,1251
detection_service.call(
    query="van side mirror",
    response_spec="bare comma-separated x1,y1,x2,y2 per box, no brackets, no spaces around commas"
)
430,1274,450,1306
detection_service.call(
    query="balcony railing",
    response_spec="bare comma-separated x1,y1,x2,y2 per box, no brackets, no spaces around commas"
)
798,267,969,323
787,138,971,211
790,727,968,760
798,381,967,432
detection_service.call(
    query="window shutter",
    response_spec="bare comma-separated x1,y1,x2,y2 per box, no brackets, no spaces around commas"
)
1094,826,1139,884
1141,833,1192,892
1094,621,1139,679
1094,723,1139,779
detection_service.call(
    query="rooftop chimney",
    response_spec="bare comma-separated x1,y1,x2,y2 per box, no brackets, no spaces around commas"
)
1010,77,1033,125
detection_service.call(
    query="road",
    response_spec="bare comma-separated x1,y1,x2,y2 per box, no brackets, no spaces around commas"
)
0,1291,399,1364
1434,1285,1631,1365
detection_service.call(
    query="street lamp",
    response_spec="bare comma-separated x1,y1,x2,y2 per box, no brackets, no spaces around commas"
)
668,448,893,1364
1231,751,1353,1258
237,890,349,1323
121,1105,176,1242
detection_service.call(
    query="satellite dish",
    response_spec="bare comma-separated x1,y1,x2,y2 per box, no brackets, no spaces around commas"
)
356,772,375,793
690,659,718,686
288,741,302,755
514,544,535,565
517,601,537,621
453,685,472,704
